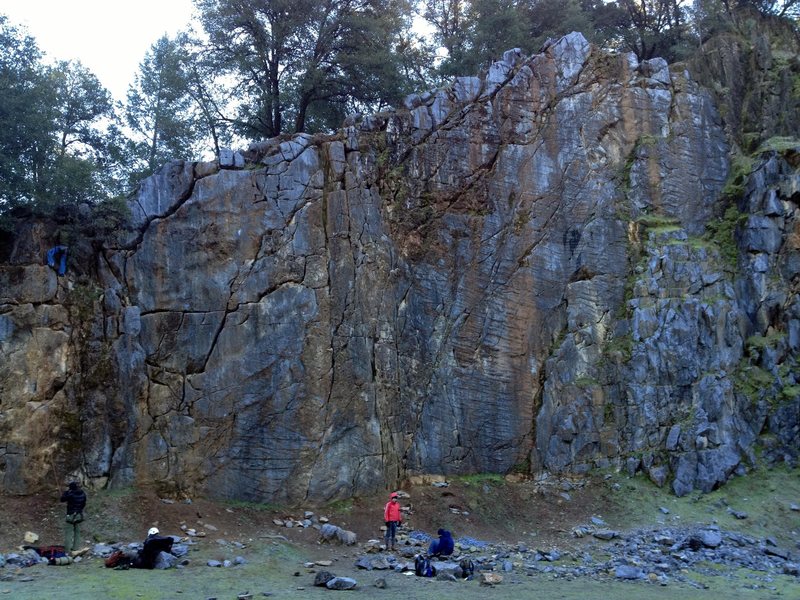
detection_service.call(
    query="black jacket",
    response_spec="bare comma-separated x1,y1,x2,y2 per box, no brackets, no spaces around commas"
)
133,535,174,569
60,488,87,515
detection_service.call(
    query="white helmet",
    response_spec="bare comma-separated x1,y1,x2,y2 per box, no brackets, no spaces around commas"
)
148,527,159,536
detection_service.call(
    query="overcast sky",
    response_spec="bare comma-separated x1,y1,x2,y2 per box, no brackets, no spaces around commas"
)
2,0,196,101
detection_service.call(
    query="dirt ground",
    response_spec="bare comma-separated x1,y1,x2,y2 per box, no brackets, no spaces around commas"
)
1,467,799,600
1,473,610,555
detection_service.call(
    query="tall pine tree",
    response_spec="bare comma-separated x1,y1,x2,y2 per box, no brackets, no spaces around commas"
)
124,35,202,182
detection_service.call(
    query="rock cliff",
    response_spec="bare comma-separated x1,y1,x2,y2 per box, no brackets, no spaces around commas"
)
1,33,798,502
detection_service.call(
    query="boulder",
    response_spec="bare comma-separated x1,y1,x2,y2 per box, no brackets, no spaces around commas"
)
314,571,336,586
154,551,178,569
23,532,39,544
326,576,357,590
480,572,503,585
699,529,723,549
615,565,645,580
336,529,357,546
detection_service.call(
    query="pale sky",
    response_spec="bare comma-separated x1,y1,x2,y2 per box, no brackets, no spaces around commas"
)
1,0,196,101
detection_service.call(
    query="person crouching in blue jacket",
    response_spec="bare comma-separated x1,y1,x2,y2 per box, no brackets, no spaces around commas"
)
428,528,454,557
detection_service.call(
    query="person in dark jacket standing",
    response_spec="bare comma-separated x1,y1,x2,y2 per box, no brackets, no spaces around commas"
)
383,492,403,550
60,481,86,554
428,528,454,557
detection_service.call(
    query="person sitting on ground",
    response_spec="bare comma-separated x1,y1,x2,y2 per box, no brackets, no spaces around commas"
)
131,527,174,569
428,528,454,557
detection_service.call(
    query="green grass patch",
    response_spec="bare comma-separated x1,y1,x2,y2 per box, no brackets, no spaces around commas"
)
780,384,800,401
574,376,600,388
5,544,799,600
704,204,745,271
0,540,319,600
755,136,800,154
721,153,755,199
734,364,775,403
602,463,800,548
680,237,714,251
745,332,786,352
325,497,354,514
636,214,682,230
455,473,505,486
604,334,633,363
222,498,285,512
91,487,136,501
509,457,531,474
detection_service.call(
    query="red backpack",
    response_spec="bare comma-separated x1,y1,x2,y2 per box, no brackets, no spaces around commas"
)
104,550,126,568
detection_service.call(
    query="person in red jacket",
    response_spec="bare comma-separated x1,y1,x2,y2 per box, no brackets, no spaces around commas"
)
383,492,402,550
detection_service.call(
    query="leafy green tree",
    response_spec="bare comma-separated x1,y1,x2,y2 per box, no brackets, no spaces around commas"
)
740,0,800,18
465,0,529,71
611,0,692,61
421,0,533,77
51,61,113,159
0,15,129,252
421,0,600,77
420,0,471,75
0,15,57,210
387,27,440,97
124,34,203,182
48,60,127,204
34,60,125,209
178,32,237,159
525,0,599,49
195,0,418,137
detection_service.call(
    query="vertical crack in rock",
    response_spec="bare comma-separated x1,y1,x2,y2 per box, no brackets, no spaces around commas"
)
119,161,200,252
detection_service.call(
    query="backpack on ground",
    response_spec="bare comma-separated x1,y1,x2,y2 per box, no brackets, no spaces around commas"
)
105,550,128,568
459,558,475,579
23,545,68,565
414,554,436,577
25,545,65,561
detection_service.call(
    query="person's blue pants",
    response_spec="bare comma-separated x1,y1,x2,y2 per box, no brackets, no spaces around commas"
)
385,521,398,545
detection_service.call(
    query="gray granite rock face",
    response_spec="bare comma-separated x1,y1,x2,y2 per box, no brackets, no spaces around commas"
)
0,33,797,502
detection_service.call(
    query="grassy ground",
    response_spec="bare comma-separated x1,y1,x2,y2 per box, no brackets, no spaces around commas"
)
1,463,797,599
2,554,797,600
599,463,800,548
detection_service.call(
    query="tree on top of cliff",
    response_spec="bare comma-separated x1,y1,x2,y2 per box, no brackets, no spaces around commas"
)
743,0,800,18
420,0,690,75
193,0,422,137
0,15,54,212
123,34,208,186
0,15,128,238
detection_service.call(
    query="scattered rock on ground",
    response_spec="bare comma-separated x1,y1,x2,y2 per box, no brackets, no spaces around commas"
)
23,532,38,544
615,565,645,580
480,572,503,585
314,571,336,587
326,576,357,590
